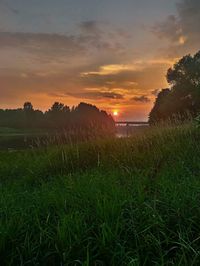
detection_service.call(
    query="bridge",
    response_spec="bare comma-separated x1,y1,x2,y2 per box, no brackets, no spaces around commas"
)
115,121,149,126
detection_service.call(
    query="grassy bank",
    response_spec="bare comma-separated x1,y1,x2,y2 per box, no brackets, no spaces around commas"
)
1,124,200,265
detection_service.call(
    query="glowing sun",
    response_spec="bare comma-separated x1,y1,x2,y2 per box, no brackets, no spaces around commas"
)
113,110,119,117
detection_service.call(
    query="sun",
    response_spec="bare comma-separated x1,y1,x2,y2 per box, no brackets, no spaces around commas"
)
113,110,119,117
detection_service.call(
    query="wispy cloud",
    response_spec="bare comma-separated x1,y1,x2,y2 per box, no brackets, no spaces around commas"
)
48,86,125,101
81,64,137,76
131,95,151,103
66,90,124,100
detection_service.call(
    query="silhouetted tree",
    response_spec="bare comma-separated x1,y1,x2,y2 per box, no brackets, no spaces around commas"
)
0,101,115,138
71,102,115,138
149,89,171,124
23,102,34,127
45,102,70,128
23,102,33,111
149,50,200,124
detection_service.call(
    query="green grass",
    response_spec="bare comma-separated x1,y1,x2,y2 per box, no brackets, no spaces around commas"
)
1,124,200,265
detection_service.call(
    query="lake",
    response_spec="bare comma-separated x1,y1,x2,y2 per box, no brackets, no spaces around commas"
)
0,124,150,150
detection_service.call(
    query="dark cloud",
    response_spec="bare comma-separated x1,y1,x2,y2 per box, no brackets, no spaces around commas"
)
0,20,126,63
131,95,151,103
79,20,101,35
153,15,181,43
64,90,124,100
153,0,200,56
78,20,127,52
0,31,86,62
1,0,19,15
178,0,200,34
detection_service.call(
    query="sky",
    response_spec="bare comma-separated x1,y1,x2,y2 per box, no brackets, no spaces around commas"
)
0,0,200,120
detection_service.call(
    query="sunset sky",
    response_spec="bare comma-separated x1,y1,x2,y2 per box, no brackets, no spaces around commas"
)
0,0,200,120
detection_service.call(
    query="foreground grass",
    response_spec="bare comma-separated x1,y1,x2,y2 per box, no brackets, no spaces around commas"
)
1,124,200,265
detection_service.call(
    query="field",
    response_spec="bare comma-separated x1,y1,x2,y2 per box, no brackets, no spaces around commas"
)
1,124,200,265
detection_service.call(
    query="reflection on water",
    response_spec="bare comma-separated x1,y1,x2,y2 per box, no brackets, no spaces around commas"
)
0,124,150,150
116,124,149,138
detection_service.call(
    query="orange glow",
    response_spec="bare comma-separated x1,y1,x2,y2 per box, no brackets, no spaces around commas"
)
113,110,119,117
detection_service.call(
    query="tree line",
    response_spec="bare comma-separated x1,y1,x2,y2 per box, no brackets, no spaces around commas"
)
149,50,200,124
0,102,115,137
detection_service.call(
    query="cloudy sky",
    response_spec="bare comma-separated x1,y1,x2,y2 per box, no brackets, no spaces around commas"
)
0,0,199,120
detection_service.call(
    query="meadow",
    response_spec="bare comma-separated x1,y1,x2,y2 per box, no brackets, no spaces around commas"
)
1,123,200,265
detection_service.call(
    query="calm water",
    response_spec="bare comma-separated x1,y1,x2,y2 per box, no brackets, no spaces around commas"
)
0,125,149,150
116,124,149,138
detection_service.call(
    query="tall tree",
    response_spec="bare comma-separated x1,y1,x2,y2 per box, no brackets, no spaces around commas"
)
149,50,200,124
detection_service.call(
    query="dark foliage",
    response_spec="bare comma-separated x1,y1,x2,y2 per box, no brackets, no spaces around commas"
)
149,50,200,124
0,102,115,138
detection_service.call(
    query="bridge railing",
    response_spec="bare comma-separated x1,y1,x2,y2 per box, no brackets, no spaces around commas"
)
115,121,149,126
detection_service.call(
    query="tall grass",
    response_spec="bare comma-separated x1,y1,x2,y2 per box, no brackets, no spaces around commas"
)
1,123,200,265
